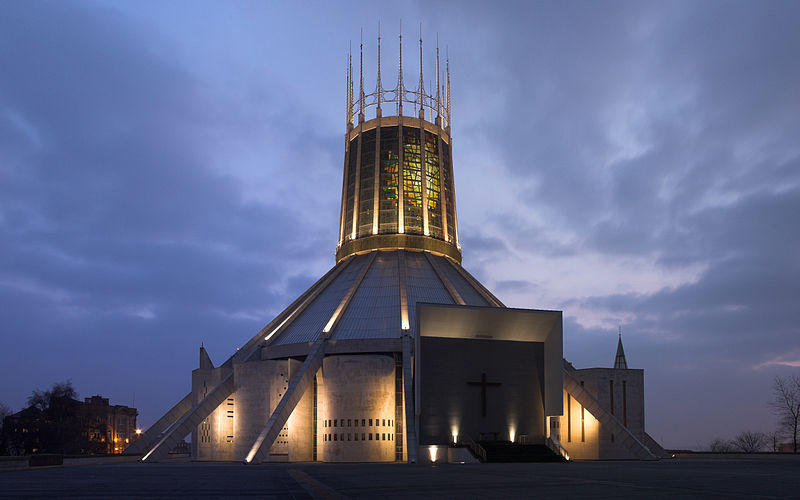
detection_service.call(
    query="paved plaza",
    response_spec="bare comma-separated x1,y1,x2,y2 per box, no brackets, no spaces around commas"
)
1,458,799,499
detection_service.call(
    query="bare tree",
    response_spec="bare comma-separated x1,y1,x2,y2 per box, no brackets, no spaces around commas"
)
732,430,767,453
708,437,734,452
0,402,10,426
770,374,800,453
767,430,781,452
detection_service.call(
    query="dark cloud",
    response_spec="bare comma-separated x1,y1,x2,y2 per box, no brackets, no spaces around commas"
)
0,2,339,423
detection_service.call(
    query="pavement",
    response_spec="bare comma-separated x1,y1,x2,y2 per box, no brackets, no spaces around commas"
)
1,457,799,499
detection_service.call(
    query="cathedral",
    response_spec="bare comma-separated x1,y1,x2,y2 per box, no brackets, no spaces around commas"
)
126,33,668,463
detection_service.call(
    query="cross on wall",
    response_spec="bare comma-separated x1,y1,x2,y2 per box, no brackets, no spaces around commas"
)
466,373,502,417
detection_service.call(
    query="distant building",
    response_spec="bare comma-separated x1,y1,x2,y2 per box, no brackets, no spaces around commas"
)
129,33,666,463
81,395,138,454
1,394,137,455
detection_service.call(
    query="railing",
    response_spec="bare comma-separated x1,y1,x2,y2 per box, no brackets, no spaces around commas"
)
545,437,572,462
460,434,487,462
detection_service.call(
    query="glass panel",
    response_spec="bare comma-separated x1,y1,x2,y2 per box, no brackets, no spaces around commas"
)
424,130,443,240
441,140,455,243
344,138,358,240
403,127,423,235
357,129,376,237
378,127,399,233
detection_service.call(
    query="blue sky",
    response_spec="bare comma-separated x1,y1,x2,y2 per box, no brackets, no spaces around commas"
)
1,0,798,449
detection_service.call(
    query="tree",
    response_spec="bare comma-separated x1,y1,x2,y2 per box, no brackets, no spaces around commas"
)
770,374,800,453
0,402,10,427
23,380,84,454
708,437,734,452
0,402,11,455
732,431,767,453
767,430,781,452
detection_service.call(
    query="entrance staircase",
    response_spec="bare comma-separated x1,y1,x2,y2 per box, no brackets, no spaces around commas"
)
478,441,565,462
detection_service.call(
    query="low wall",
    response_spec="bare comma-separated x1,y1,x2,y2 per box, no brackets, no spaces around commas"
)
0,454,141,471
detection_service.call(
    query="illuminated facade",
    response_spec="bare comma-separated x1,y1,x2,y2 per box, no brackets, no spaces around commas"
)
127,31,666,464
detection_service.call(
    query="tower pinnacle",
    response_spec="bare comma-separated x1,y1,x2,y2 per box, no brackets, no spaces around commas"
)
336,27,460,263
614,328,628,369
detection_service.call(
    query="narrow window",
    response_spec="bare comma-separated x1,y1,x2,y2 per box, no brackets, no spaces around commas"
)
334,420,337,427
334,434,337,441
369,419,373,426
369,433,372,440
382,433,386,440
362,419,365,426
382,419,386,426
361,433,365,441
355,433,358,441
348,419,351,427
623,381,628,427
581,406,585,442
567,394,572,443
348,433,351,441
610,380,615,415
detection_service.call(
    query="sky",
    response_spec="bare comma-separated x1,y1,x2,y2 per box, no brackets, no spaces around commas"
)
1,0,798,450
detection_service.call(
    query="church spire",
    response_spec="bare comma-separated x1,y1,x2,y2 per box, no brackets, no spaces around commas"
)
614,327,628,369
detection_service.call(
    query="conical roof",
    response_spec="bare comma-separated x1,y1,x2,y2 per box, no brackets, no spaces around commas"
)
614,334,628,369
262,249,502,354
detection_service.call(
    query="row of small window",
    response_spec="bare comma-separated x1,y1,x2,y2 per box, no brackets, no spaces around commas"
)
324,433,394,442
323,418,393,428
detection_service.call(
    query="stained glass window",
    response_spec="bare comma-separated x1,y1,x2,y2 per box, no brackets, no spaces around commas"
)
357,129,376,238
441,140,455,243
344,138,358,240
403,127,423,235
378,127,399,233
424,130,443,240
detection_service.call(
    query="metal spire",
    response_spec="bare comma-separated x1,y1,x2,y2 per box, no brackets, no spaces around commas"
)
418,23,424,119
398,20,403,115
445,46,451,130
435,34,441,124
376,21,382,115
359,29,365,123
346,49,352,128
349,45,354,127
614,327,628,369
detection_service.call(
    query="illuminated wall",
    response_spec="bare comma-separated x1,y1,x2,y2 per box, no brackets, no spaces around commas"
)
317,355,397,462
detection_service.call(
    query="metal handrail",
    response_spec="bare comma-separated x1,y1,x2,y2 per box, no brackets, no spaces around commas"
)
545,437,572,462
460,434,487,462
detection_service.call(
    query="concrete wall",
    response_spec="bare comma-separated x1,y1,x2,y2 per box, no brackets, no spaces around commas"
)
557,388,600,459
558,368,645,460
287,358,314,462
318,354,396,462
192,366,234,461
231,359,288,461
418,337,545,446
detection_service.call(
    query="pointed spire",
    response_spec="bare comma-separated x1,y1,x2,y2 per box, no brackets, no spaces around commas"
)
200,345,214,370
376,21,382,115
614,327,628,369
346,44,353,129
398,20,403,115
359,29,365,123
445,46,451,131
435,34,441,125
418,22,424,119
349,45,354,128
